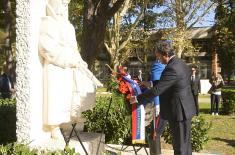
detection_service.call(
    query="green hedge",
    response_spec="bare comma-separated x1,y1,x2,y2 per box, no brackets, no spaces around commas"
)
162,116,211,152
0,98,80,154
0,99,16,144
221,88,235,115
83,91,131,144
0,143,80,155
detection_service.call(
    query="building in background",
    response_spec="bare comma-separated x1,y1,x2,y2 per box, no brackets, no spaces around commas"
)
94,27,228,93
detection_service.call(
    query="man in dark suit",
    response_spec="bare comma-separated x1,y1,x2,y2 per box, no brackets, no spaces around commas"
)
130,40,196,155
190,66,201,115
0,72,14,99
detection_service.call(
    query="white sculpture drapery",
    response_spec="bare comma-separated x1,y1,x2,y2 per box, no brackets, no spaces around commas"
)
38,0,102,132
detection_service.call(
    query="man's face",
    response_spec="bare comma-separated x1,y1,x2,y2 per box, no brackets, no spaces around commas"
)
157,53,168,64
192,68,196,75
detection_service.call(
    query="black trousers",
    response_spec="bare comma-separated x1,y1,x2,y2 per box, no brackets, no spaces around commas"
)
211,94,221,113
193,94,199,115
148,117,167,155
169,119,192,155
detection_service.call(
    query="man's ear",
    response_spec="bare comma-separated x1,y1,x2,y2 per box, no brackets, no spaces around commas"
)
162,53,168,57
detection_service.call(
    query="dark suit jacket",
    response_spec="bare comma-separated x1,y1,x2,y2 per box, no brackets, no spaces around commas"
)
137,57,196,121
191,75,200,96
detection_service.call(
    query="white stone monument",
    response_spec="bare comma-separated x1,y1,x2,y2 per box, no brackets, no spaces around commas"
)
16,0,104,154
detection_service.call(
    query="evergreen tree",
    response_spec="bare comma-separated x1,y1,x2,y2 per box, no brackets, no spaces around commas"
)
214,0,235,83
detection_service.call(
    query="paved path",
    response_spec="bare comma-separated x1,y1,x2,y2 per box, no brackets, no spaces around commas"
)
105,144,219,155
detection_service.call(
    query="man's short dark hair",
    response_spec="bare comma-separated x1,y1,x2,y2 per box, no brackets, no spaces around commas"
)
154,40,175,57
191,65,198,69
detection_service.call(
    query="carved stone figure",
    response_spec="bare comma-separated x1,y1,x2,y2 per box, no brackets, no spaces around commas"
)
38,0,102,139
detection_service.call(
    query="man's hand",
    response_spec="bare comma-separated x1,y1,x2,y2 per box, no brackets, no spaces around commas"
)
130,96,138,104
140,81,152,88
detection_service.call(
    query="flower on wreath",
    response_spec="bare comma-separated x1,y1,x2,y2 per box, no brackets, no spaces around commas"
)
118,80,129,94
109,66,142,102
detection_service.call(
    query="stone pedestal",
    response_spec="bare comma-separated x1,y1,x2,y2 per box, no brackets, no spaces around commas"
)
31,132,105,155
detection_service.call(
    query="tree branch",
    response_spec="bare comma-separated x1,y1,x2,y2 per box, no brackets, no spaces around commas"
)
120,0,131,16
135,49,144,64
94,0,102,15
187,2,215,29
185,0,205,25
106,0,125,19
104,42,112,57
117,0,147,53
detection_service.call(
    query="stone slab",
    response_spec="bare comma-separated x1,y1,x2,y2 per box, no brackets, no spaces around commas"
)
30,132,105,155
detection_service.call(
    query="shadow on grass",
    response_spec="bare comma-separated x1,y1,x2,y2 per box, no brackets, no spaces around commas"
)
200,109,234,116
213,137,235,147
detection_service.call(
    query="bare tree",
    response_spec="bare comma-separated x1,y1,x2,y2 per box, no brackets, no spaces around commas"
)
104,0,147,70
156,0,215,58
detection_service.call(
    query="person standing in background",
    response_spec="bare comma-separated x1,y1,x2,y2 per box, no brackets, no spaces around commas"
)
210,73,224,115
138,69,143,82
0,66,14,99
190,66,201,116
147,50,167,155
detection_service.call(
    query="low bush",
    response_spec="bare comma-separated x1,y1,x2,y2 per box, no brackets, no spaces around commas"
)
221,88,235,115
84,75,132,144
83,91,131,144
0,143,80,155
162,116,211,152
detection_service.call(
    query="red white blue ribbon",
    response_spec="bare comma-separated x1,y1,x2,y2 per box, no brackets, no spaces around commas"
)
121,75,145,144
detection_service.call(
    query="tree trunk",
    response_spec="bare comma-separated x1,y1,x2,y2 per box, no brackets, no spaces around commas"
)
81,0,125,69
81,16,106,69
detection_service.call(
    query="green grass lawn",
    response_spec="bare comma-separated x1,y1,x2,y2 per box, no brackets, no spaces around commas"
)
198,94,235,155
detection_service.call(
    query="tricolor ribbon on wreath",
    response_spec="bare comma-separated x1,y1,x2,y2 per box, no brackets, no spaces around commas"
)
109,65,161,144
117,66,146,144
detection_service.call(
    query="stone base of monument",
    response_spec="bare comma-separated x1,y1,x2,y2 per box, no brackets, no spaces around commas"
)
30,132,105,155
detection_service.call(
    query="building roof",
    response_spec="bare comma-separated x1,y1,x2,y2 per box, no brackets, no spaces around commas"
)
146,26,214,41
185,27,214,39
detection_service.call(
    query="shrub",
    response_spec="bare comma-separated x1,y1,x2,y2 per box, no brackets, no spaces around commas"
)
0,143,80,155
84,75,132,144
221,88,235,115
83,91,131,144
162,116,211,152
0,99,16,144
